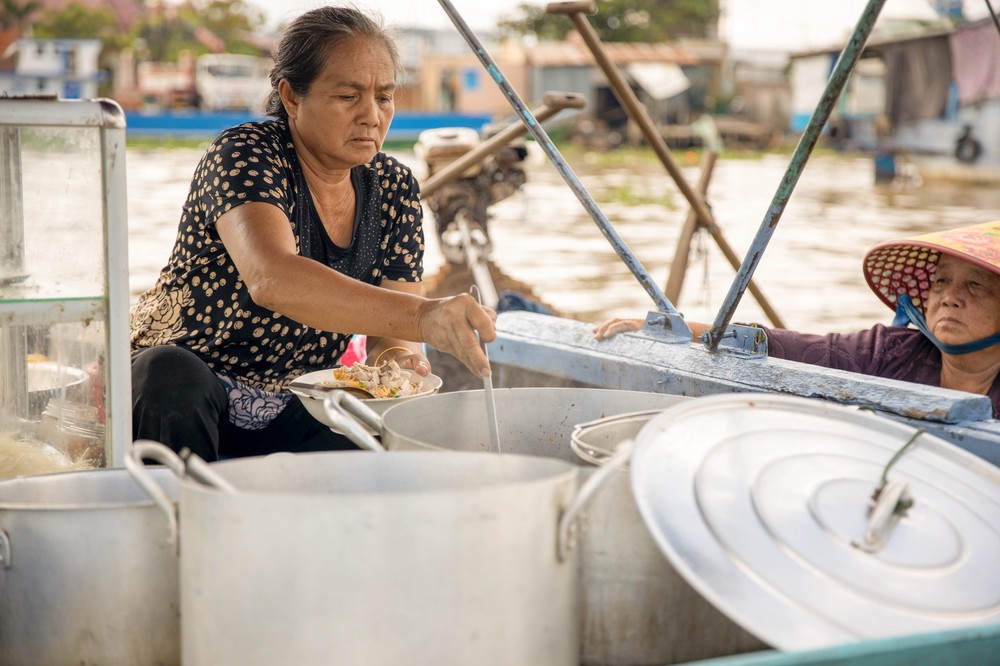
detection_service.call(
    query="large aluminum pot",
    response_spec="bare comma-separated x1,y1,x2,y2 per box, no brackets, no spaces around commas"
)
127,440,628,666
323,387,765,665
0,467,180,665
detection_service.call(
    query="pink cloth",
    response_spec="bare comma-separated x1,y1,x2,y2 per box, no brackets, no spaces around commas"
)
949,22,1000,105
339,335,368,366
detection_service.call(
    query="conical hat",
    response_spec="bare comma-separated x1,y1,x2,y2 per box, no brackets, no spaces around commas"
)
863,220,1000,313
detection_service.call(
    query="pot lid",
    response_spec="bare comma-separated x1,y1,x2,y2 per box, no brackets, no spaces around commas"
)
630,393,1000,652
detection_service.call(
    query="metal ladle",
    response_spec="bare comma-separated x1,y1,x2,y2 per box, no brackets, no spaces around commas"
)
470,285,502,454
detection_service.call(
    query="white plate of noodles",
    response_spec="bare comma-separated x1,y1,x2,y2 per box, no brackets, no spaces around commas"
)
292,361,443,425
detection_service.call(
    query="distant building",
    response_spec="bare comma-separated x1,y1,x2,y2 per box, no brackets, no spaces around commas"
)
789,18,999,165
194,53,272,111
0,38,104,99
395,28,506,113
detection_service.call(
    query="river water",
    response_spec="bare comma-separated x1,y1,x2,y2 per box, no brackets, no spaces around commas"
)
126,145,1000,335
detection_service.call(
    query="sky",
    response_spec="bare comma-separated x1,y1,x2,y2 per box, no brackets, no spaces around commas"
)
247,0,994,52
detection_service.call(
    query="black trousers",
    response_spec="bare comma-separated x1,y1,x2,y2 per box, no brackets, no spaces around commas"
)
131,346,359,461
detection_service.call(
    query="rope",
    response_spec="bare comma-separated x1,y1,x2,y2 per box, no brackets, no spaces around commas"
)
879,427,925,488
865,427,925,515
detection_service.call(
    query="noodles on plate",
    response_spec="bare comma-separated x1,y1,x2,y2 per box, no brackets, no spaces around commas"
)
326,360,422,398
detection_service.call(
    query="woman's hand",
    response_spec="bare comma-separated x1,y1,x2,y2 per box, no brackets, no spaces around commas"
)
371,346,431,376
593,317,645,340
415,293,497,378
593,317,711,341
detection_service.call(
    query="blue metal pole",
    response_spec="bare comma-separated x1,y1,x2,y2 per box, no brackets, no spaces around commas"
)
704,0,888,351
435,0,683,319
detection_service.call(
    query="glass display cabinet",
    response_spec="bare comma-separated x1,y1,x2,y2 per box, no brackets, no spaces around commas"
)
0,98,130,468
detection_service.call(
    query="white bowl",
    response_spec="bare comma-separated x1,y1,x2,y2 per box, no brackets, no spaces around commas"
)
292,367,443,427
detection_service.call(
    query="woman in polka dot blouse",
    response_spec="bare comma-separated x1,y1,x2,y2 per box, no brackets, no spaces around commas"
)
130,6,495,460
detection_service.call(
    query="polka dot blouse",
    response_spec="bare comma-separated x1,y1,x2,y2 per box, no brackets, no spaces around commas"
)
130,119,424,403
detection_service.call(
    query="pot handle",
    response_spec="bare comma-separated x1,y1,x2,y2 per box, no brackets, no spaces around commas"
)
557,438,634,563
570,410,661,465
124,440,185,550
125,441,239,551
322,391,387,452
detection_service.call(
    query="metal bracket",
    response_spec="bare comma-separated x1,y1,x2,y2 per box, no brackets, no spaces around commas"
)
640,311,694,343
702,324,769,359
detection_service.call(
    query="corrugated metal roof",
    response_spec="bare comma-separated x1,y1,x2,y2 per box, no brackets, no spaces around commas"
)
525,32,699,68
790,20,957,59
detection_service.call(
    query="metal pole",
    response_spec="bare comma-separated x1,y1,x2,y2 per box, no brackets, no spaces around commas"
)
0,128,28,420
455,211,499,308
547,1,784,327
705,0,888,351
986,0,1000,36
421,92,585,198
435,0,685,320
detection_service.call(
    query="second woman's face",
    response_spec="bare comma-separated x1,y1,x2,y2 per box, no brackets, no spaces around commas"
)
290,36,396,171
925,255,1000,345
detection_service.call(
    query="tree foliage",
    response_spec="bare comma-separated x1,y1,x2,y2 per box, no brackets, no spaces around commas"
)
498,0,719,42
25,0,265,62
176,0,265,52
33,4,131,52
0,0,41,30
137,0,265,61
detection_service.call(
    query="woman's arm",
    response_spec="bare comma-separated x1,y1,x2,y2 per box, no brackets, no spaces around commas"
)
217,202,494,377
366,280,430,376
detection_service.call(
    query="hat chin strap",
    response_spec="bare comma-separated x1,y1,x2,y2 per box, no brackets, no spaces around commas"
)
893,294,1000,355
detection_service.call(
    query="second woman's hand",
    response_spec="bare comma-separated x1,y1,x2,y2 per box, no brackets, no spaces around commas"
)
416,293,497,378
593,317,645,341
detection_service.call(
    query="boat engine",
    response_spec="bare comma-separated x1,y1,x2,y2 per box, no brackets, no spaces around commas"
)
415,126,528,264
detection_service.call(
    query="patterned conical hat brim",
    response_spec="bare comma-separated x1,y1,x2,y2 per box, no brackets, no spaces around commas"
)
863,220,1000,314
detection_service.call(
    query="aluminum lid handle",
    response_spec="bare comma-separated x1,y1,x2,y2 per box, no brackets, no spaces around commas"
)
853,479,913,553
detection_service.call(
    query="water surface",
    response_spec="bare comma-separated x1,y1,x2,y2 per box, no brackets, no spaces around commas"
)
127,146,1000,335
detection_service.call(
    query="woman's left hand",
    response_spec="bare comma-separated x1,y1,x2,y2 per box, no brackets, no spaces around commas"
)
389,349,431,376
373,345,431,376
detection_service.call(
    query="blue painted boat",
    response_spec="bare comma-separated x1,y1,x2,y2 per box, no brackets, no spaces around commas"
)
123,109,494,141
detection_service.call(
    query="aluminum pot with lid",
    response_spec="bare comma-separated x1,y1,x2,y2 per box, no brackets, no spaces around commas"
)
322,387,765,665
127,440,628,666
0,466,180,665
631,393,1000,651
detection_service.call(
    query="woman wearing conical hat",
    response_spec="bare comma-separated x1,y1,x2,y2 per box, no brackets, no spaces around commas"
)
594,221,1000,416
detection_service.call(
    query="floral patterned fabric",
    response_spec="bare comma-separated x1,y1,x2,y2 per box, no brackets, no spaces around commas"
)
130,119,424,429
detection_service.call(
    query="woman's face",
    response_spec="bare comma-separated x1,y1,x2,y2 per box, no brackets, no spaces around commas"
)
924,254,1000,346
285,36,395,170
